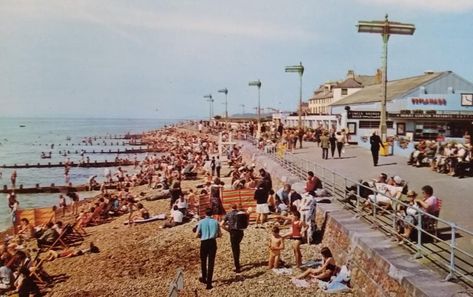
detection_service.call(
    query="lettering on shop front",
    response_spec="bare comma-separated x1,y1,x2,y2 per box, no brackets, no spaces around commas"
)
389,113,473,120
411,97,446,105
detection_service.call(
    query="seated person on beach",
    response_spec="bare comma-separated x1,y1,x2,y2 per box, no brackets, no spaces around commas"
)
14,266,41,297
295,247,338,282
0,259,12,291
38,222,59,245
175,195,188,216
135,203,150,220
268,226,285,269
17,218,35,241
163,205,184,228
45,242,100,261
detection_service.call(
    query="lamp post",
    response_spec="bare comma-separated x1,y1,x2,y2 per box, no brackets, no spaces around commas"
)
249,80,262,137
285,62,304,148
218,88,229,125
240,104,245,114
357,14,415,142
203,94,214,122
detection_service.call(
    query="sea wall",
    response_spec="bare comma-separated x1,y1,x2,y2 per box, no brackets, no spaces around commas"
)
239,141,469,297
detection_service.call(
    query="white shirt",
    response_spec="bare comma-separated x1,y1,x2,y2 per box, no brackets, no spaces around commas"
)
176,199,188,209
172,210,183,223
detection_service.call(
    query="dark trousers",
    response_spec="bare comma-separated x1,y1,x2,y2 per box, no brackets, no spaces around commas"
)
322,148,328,159
229,230,244,269
216,167,221,178
371,148,379,166
336,142,344,158
200,239,217,285
330,144,336,157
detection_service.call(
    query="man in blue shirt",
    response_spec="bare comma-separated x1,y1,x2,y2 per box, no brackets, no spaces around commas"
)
196,208,221,290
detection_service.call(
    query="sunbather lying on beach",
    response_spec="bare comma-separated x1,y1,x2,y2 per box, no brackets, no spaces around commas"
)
44,242,100,261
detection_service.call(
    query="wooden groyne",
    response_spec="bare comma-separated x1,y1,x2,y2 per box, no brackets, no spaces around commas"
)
1,160,135,169
1,183,122,194
55,148,162,155
33,141,149,147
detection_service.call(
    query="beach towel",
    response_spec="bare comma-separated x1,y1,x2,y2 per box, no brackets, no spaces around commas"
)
123,214,166,225
291,278,310,288
300,259,322,269
272,268,293,275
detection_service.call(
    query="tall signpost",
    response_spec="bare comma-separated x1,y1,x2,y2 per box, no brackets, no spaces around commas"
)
357,14,415,142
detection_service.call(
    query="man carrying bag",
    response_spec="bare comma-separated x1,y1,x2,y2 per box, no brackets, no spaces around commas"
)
220,204,248,273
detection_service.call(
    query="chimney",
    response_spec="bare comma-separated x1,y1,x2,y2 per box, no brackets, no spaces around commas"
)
346,70,355,79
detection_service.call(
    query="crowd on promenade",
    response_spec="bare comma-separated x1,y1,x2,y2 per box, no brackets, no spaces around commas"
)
408,139,473,178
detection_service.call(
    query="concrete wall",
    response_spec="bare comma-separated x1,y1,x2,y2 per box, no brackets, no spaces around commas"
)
239,141,470,297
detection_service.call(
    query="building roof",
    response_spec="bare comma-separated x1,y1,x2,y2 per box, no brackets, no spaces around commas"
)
330,71,447,106
336,77,363,89
355,74,379,87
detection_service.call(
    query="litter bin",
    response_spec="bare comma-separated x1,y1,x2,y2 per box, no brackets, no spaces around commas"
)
380,142,392,156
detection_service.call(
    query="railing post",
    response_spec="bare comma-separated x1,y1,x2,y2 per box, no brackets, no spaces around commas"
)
343,177,347,201
331,171,335,196
445,224,457,281
414,212,423,259
356,183,360,209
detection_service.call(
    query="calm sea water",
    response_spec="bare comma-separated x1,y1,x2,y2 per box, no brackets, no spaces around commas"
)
0,117,175,230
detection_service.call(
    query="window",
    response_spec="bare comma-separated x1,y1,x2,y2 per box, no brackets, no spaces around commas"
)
341,88,348,95
359,121,393,129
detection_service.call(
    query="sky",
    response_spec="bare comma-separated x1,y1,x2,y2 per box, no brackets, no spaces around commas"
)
1,0,473,119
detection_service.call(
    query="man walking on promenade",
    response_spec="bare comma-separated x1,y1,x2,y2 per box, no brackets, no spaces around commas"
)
196,208,221,290
221,204,245,273
370,131,384,166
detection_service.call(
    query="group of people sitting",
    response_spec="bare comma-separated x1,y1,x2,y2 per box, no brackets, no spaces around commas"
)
408,140,472,178
346,172,441,243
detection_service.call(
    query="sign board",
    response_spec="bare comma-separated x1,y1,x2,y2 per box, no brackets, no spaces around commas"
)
389,113,473,120
347,111,381,119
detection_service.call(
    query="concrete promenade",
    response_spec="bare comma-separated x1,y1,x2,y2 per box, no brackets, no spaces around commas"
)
293,141,472,233
285,140,473,283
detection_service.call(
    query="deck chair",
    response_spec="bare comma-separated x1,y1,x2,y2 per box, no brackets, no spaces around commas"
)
41,226,70,251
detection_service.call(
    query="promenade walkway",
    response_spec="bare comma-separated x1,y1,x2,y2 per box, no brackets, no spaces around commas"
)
281,140,473,285
292,141,471,231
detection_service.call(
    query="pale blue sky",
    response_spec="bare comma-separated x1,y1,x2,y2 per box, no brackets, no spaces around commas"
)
1,0,473,119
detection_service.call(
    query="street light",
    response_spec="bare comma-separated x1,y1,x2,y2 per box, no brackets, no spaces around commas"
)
240,104,245,114
249,80,262,137
357,14,415,142
203,94,214,122
218,88,229,123
285,62,304,148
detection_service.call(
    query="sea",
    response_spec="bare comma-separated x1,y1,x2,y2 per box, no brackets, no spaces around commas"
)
0,117,176,231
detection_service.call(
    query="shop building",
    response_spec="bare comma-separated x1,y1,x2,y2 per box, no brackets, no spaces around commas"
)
330,71,473,154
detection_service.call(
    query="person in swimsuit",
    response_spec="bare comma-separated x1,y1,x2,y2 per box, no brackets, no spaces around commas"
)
295,246,338,281
283,210,306,268
268,226,285,269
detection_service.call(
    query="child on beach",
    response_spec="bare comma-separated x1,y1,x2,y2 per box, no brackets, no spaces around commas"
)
283,210,306,268
268,226,285,269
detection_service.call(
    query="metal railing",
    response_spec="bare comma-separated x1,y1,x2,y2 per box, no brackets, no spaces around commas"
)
246,136,473,286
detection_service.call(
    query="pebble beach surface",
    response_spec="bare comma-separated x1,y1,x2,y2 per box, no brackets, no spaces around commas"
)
42,182,352,297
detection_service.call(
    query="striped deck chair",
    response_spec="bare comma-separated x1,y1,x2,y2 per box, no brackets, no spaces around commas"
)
198,194,211,218
221,189,257,222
